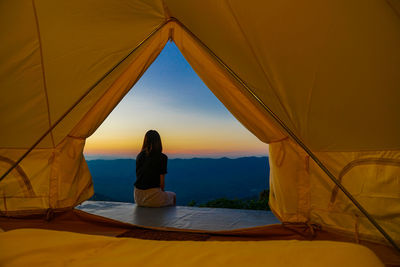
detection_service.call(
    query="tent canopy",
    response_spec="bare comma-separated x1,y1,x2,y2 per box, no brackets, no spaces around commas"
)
1,0,400,246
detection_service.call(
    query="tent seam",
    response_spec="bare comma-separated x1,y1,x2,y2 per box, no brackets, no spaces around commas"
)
32,0,55,148
304,17,336,140
224,0,293,129
0,156,36,197
385,0,400,19
329,158,400,206
161,0,171,19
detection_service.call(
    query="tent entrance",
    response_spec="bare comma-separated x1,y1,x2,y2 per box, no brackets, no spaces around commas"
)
84,41,270,210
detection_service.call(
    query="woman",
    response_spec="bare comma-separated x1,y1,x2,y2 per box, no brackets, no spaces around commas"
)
134,130,176,207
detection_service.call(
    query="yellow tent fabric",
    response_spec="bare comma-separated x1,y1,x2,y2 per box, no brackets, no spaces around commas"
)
0,0,400,247
0,228,384,266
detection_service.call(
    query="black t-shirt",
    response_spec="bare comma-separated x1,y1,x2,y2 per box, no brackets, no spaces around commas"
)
134,151,168,190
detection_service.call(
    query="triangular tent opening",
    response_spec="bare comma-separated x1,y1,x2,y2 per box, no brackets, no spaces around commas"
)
84,41,270,207
84,41,268,160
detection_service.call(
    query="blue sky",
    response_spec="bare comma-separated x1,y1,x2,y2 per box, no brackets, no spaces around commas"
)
84,41,268,159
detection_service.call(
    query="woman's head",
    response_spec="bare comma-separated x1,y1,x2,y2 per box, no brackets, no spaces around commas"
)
141,130,162,155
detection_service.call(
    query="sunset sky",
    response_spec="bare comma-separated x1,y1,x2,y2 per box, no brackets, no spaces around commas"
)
84,42,268,159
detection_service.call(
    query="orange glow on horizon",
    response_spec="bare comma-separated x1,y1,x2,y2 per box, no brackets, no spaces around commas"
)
82,42,268,159
84,137,268,158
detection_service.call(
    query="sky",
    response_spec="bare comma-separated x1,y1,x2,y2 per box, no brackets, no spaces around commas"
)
83,42,268,159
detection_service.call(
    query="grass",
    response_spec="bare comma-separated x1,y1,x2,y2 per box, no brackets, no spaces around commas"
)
188,190,270,210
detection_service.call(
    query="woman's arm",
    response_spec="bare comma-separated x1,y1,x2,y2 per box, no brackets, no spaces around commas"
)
160,174,165,191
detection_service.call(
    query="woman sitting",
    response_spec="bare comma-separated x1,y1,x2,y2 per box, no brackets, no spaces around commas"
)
134,130,176,207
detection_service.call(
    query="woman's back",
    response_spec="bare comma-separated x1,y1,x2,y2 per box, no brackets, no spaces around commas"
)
133,130,176,207
135,151,168,190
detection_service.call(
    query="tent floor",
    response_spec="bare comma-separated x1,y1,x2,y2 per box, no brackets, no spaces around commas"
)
76,201,280,231
0,204,398,265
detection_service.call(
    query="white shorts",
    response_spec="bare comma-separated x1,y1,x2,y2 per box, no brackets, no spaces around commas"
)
134,187,176,207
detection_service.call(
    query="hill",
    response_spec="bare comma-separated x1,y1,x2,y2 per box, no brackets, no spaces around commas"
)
87,157,270,205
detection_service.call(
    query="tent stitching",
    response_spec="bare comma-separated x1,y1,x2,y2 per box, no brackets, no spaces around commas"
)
32,0,55,148
162,0,171,19
0,155,35,197
224,0,294,129
385,0,400,18
329,158,400,206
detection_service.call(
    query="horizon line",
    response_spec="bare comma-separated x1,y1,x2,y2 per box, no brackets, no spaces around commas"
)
84,153,268,160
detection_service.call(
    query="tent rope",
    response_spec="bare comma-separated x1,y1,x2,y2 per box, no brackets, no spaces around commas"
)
169,18,400,253
0,19,169,184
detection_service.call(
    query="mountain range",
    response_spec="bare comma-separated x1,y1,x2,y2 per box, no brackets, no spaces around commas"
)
87,156,270,205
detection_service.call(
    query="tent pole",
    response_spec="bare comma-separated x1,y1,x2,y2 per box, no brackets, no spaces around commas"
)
0,19,170,184
170,18,400,253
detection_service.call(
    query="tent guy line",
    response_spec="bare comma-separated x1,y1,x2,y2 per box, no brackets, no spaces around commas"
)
1,14,398,253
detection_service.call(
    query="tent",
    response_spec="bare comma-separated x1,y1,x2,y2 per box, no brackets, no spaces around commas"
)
1,0,399,264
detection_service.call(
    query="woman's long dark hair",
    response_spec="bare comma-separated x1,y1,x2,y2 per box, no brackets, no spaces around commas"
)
141,130,162,155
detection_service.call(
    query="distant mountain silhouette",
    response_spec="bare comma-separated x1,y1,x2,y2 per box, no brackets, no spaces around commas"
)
87,157,270,205
90,193,118,202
